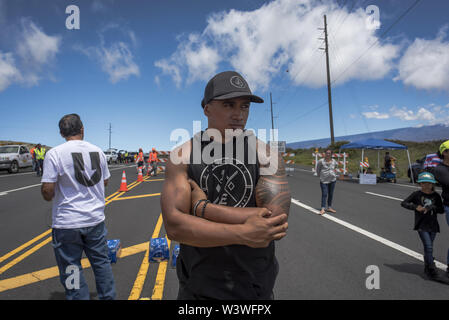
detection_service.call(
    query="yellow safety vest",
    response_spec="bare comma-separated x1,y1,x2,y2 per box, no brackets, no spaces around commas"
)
35,148,46,160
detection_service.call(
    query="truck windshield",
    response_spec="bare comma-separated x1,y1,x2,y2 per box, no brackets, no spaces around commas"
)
0,146,19,154
104,152,111,155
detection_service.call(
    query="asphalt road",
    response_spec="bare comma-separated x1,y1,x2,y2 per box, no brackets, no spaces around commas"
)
0,164,448,300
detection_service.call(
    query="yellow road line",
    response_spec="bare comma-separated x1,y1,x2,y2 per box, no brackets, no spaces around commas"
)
105,179,138,200
143,178,165,182
0,237,52,275
105,191,125,206
0,242,148,293
0,178,140,274
151,236,171,300
106,175,142,199
105,180,141,205
125,180,143,191
0,229,51,264
105,191,119,201
112,193,160,201
128,214,163,300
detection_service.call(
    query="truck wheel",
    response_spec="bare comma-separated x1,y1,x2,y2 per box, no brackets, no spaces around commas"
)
8,161,19,174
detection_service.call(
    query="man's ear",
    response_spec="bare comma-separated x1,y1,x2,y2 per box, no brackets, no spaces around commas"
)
203,104,211,117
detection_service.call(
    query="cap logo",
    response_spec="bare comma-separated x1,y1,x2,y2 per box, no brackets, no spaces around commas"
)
230,76,246,89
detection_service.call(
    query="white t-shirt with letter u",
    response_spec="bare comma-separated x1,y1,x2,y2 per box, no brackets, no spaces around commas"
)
42,140,110,229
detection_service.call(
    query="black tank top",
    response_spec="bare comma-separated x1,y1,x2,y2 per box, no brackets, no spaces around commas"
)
176,130,278,299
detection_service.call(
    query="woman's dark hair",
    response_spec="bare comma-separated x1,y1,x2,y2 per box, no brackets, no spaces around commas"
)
59,114,83,138
437,150,443,159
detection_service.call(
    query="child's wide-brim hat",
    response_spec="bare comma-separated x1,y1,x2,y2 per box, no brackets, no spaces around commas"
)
417,172,437,184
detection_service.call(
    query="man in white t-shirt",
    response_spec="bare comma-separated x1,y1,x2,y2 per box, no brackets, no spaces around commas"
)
41,113,116,300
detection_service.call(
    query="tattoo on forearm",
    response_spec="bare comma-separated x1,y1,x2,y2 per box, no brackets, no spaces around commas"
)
256,154,291,214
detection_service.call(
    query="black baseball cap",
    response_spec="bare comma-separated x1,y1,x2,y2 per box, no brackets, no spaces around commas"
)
201,71,264,108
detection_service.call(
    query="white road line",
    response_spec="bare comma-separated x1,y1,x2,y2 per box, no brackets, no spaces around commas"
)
365,192,404,201
291,198,448,271
295,168,314,173
292,168,438,190
0,183,41,195
387,182,419,189
109,165,134,171
0,165,131,178
0,171,35,178
0,166,133,195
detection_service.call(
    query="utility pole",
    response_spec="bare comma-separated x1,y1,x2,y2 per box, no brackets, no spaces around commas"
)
270,92,275,142
108,123,112,150
319,14,335,146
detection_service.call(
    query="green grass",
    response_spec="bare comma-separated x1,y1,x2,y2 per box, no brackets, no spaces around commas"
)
286,139,446,178
0,140,52,150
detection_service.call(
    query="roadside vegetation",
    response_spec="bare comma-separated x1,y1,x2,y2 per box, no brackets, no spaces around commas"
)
285,139,446,178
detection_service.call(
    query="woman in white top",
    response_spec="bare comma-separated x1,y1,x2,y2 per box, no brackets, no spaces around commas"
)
316,149,337,215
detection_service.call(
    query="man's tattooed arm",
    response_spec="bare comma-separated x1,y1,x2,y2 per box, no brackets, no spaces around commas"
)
255,147,291,218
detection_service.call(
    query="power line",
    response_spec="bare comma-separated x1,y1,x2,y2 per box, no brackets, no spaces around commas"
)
275,1,355,124
276,49,325,114
327,0,351,36
331,0,422,86
329,0,366,39
278,0,422,131
279,99,328,129
269,1,356,120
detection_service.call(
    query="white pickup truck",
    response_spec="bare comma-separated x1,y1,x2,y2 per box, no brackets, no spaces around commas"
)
104,150,118,165
0,145,33,173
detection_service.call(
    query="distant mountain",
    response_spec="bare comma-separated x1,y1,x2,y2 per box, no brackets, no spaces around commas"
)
286,124,449,149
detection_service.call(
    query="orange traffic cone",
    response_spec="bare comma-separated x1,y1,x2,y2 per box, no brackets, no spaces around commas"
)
137,167,144,182
118,171,129,192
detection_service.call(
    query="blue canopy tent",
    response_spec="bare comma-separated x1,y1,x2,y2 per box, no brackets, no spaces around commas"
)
340,138,413,183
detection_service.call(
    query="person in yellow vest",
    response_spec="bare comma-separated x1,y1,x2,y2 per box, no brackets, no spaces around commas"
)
35,143,46,176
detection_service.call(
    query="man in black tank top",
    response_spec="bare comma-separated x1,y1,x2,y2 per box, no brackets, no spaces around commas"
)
161,71,291,300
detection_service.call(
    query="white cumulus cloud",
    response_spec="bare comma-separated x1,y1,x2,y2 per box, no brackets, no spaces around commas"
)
155,0,399,90
0,18,60,91
361,104,449,126
17,19,60,65
0,52,21,91
78,25,140,83
98,42,139,83
395,25,449,91
362,111,390,119
155,33,221,88
390,106,437,123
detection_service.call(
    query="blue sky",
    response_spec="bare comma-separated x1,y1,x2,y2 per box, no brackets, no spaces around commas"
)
0,0,448,152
